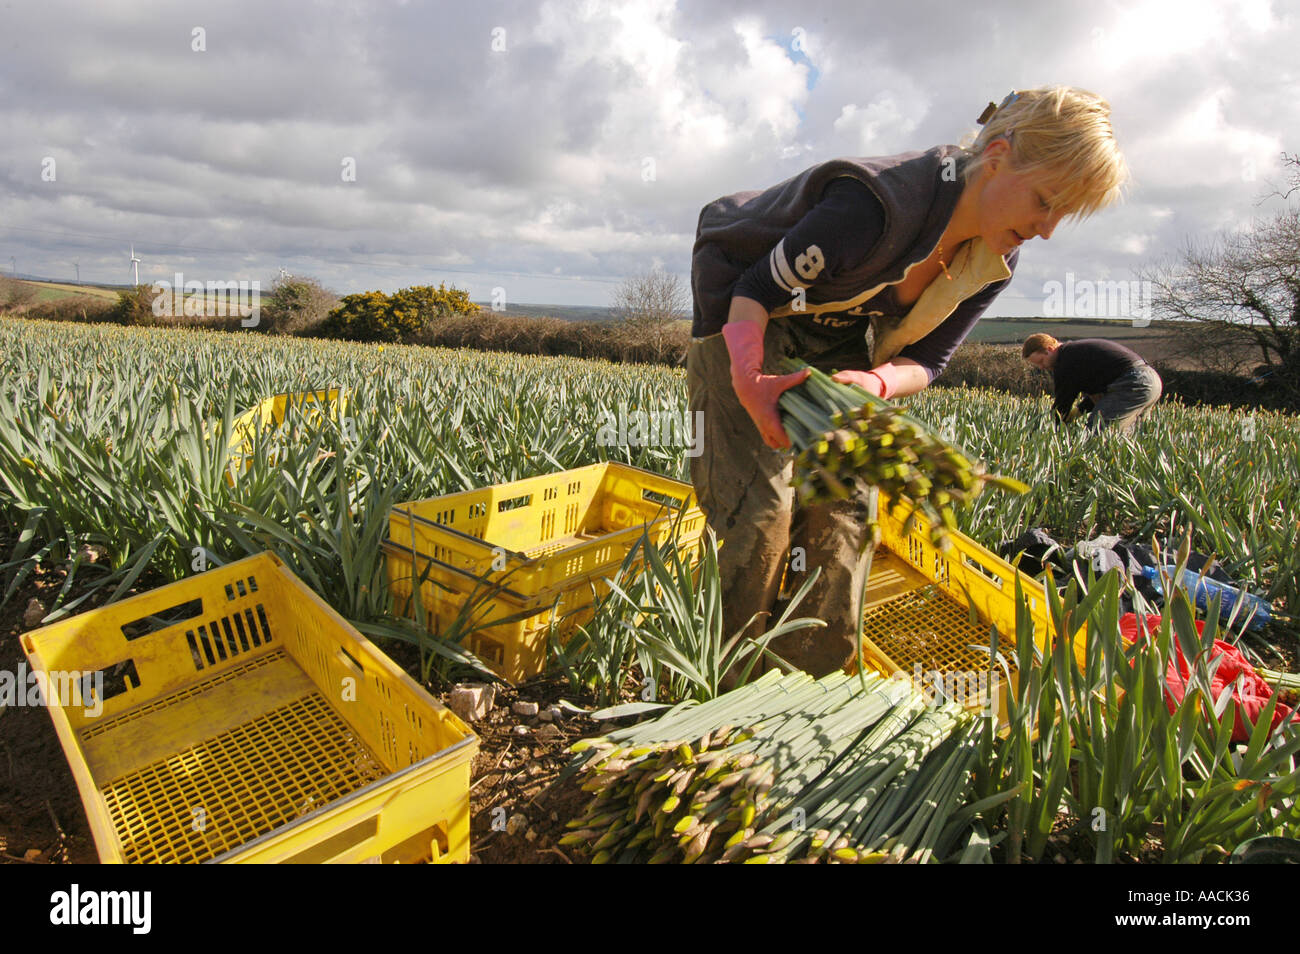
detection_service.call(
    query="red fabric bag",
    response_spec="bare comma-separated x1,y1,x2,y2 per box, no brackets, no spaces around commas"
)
1119,613,1298,742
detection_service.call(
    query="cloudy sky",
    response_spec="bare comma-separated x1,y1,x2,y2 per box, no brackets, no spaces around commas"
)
1,0,1296,314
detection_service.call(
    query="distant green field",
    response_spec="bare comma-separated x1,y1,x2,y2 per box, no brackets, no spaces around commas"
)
490,311,1178,340
965,317,1178,344
16,280,253,311
19,280,121,303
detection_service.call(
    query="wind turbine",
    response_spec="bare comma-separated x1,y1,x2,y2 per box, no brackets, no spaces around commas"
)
129,245,141,286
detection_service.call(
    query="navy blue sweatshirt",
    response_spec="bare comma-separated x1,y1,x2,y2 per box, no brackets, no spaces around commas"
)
731,177,989,381
690,147,1019,382
1051,338,1146,419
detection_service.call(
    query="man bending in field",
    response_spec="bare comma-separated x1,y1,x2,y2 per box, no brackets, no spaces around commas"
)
1022,333,1162,433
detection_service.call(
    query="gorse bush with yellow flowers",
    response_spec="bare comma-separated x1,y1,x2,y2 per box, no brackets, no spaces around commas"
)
320,282,480,343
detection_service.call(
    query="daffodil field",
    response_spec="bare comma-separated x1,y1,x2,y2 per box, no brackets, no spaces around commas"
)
4,317,1296,627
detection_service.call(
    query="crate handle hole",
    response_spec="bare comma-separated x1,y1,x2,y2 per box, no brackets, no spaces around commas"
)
120,598,203,641
338,647,364,673
963,556,1004,587
497,494,532,512
82,658,140,704
381,821,450,863
642,489,683,510
279,816,380,864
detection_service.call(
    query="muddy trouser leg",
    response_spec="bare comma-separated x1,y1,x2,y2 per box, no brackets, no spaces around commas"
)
771,321,879,677
769,485,878,678
686,323,877,681
687,334,793,684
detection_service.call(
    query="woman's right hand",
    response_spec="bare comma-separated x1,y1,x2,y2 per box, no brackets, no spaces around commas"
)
732,366,812,450
722,316,810,450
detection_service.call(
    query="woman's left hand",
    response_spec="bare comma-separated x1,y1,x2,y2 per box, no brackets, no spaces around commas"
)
830,369,888,398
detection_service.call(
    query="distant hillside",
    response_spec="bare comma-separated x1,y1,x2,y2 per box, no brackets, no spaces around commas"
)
467,308,1192,336
473,302,617,322
14,280,122,303
965,316,1184,344
11,278,270,308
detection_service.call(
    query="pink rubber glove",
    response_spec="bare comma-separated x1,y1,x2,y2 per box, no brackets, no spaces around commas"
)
722,320,811,450
831,365,902,400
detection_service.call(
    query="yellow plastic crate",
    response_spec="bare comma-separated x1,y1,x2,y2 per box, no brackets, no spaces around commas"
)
856,491,1086,724
224,388,350,481
385,462,706,683
21,551,477,864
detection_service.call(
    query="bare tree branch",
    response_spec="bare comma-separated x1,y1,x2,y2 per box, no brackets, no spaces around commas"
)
1135,206,1300,390
610,269,690,358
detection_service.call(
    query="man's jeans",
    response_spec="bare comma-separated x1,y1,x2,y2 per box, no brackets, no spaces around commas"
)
1087,364,1163,434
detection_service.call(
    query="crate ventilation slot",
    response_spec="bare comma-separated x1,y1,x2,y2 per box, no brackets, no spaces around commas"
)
186,604,274,671
223,575,260,601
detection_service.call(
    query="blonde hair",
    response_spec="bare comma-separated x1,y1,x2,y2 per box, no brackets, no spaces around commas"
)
963,86,1129,221
1022,333,1060,358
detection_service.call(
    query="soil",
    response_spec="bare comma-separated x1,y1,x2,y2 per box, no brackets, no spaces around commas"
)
0,562,107,864
378,638,606,864
0,559,600,865
459,673,602,865
988,812,1168,864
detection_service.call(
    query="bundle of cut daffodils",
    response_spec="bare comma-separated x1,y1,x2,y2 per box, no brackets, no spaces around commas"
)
562,670,981,864
777,359,1027,546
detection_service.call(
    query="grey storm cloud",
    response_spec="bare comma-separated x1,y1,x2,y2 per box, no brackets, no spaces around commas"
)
0,0,1296,309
